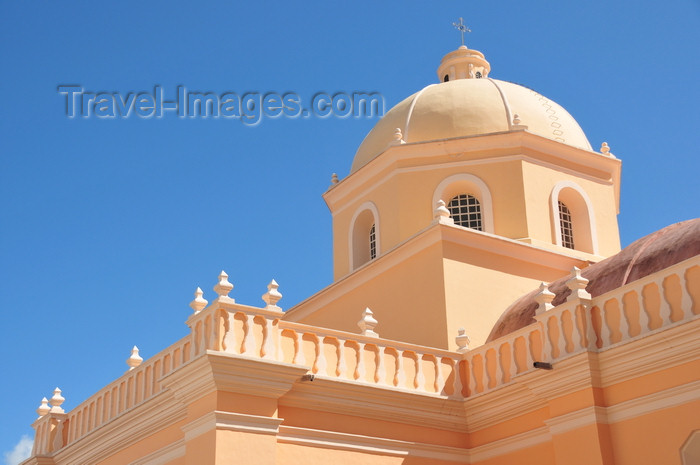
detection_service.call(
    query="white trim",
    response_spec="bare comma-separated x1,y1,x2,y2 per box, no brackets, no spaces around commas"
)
278,426,469,462
469,426,551,462
550,180,599,255
130,440,185,465
487,78,514,129
432,173,495,233
606,379,700,424
545,406,608,435
348,201,381,272
403,84,436,141
182,410,284,441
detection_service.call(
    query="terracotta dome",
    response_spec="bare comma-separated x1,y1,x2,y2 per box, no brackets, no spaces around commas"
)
351,77,592,173
487,218,700,343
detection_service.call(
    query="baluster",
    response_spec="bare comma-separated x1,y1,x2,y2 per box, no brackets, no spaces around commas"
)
509,341,518,379
598,306,611,348
415,354,426,391
617,297,630,340
482,351,492,392
637,290,650,335
656,277,672,326
355,342,365,381
261,318,274,360
375,346,386,384
540,319,553,361
452,359,463,397
468,357,478,395
559,312,570,356
314,337,327,375
435,356,445,393
243,314,256,355
680,270,693,320
293,331,306,365
525,334,534,370
395,350,406,387
337,339,347,378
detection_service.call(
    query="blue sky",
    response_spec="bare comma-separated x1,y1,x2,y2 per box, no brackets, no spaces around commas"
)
1,0,698,462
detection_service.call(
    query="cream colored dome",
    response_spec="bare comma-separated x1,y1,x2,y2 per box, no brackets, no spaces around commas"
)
352,64,592,173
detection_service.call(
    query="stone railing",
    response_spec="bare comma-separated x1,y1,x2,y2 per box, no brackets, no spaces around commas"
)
29,258,698,456
31,336,191,456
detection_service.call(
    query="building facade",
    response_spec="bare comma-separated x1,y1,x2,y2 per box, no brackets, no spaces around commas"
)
24,45,700,465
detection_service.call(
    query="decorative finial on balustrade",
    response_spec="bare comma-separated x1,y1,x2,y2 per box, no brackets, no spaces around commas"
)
49,387,65,414
534,282,555,315
126,346,143,371
189,287,208,313
455,327,470,353
435,200,454,224
262,279,283,310
214,270,234,302
36,397,50,418
358,307,379,337
330,173,339,187
566,267,591,302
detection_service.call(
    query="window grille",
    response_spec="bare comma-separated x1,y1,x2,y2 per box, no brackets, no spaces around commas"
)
558,201,575,249
369,224,377,260
447,194,482,231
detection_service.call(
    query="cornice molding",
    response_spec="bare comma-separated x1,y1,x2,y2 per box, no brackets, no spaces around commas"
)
161,351,309,405
326,131,619,211
280,376,468,432
182,411,284,441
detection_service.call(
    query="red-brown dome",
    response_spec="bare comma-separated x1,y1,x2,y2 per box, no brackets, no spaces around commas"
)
487,218,700,343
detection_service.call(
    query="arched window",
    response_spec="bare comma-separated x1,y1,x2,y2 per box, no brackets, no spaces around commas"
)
369,224,377,259
475,71,482,79
443,74,449,82
558,201,574,249
349,202,380,271
448,194,482,231
433,173,494,233
550,181,598,255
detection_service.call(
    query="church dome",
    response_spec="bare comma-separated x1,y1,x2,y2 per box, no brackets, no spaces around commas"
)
486,218,700,343
351,46,592,173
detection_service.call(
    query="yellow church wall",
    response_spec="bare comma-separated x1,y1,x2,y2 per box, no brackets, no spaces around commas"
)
520,159,621,258
471,441,556,465
606,400,700,465
91,419,187,465
293,240,451,349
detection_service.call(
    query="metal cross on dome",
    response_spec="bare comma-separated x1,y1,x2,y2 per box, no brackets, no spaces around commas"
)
452,17,471,47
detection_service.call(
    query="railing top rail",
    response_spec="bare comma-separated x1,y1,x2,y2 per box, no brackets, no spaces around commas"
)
279,320,459,359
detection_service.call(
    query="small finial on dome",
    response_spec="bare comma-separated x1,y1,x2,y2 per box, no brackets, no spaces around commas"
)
387,128,406,148
330,173,339,186
600,142,615,158
511,113,528,130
